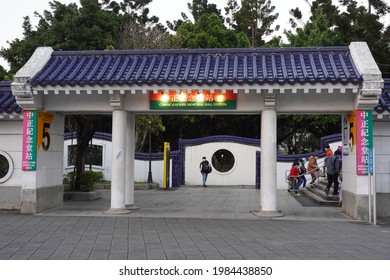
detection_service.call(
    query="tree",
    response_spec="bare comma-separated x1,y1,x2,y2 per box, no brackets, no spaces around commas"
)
0,65,7,80
280,0,390,154
101,0,159,25
174,13,250,48
135,115,165,152
224,0,279,47
0,0,161,190
187,0,223,22
285,7,343,47
335,0,390,77
0,0,123,73
287,0,390,76
277,115,341,154
117,18,178,50
167,0,224,31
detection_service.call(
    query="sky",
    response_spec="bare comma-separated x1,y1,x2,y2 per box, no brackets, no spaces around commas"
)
0,0,386,70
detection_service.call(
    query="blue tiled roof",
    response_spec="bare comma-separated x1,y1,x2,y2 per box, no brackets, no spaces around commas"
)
29,47,362,87
374,78,390,114
3,48,390,115
0,81,22,115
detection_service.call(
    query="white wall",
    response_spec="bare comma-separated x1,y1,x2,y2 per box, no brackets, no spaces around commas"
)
64,137,169,186
35,113,64,188
134,159,169,187
0,121,23,187
63,137,344,189
373,122,390,193
184,142,260,186
64,137,112,181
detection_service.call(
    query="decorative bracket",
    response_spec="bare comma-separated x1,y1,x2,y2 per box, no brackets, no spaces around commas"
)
12,83,42,110
110,94,124,109
264,94,276,109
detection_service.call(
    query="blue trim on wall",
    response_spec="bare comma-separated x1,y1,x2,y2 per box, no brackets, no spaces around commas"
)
64,132,342,187
179,135,260,147
256,151,260,189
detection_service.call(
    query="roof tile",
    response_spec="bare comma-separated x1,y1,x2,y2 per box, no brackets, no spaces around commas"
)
29,47,362,87
2,48,390,115
0,81,22,115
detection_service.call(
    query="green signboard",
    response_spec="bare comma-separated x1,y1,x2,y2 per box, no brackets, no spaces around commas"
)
150,90,236,110
22,110,38,171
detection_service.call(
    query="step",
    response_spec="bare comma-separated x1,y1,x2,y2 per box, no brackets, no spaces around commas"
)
63,190,101,201
300,177,341,206
305,185,340,201
93,182,160,190
301,188,340,206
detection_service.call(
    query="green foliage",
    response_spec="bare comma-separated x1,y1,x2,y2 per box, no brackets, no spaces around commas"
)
174,13,250,48
160,115,261,150
285,7,343,47
82,170,103,192
135,115,165,152
63,170,103,192
286,0,390,76
224,0,279,47
101,0,158,24
277,114,341,154
1,0,122,74
167,0,224,31
187,0,223,21
0,65,7,80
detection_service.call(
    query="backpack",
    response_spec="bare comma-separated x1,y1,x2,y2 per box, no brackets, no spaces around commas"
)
201,161,212,174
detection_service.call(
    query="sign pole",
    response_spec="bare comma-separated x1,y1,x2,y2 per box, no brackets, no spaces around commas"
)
368,172,372,224
163,142,170,189
372,148,377,225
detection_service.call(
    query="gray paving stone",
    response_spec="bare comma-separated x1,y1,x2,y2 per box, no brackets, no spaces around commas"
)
128,248,147,259
0,188,389,260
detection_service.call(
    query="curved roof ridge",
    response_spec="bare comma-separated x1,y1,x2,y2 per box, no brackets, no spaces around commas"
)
52,46,351,57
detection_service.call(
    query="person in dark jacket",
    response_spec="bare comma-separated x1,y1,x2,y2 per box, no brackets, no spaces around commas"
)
199,156,212,187
325,150,342,195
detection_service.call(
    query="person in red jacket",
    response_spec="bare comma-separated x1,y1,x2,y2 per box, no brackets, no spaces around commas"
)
288,160,301,196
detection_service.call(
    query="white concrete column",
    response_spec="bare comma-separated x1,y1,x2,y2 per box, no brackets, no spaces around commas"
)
105,109,130,214
125,112,139,210
256,97,283,217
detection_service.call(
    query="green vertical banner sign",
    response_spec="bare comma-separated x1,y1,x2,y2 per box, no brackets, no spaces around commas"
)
22,110,38,171
356,110,373,175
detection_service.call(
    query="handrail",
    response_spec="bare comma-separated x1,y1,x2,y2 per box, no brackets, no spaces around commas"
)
285,162,325,186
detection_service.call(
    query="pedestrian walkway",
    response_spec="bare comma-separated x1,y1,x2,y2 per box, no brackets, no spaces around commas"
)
40,186,349,221
0,187,389,260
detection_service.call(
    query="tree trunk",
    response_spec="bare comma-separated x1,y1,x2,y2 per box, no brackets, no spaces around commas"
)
69,116,96,191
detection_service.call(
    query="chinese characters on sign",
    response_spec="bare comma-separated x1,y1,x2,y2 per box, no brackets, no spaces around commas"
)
22,110,38,171
356,110,373,175
150,89,236,110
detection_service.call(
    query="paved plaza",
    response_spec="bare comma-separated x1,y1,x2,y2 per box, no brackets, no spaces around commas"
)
0,187,389,260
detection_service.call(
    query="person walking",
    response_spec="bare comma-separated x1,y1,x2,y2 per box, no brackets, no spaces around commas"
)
323,144,333,175
199,156,212,187
297,158,307,188
325,150,342,195
307,153,319,185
